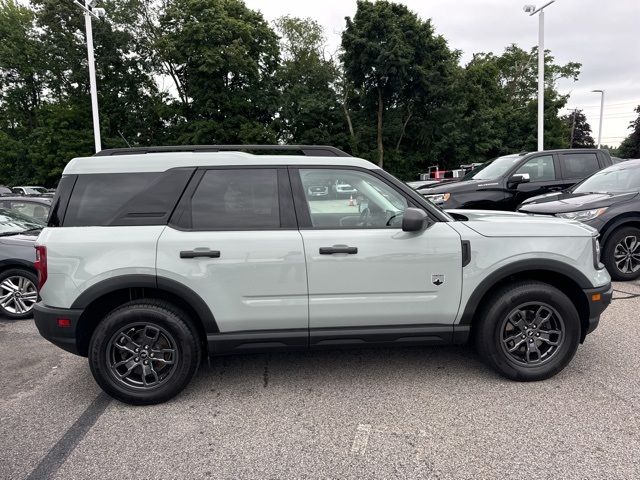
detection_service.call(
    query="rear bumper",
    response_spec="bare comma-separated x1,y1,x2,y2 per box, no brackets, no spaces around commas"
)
581,282,613,340
33,303,83,355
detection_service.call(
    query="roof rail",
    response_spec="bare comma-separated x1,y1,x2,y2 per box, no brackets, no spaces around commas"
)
93,145,351,158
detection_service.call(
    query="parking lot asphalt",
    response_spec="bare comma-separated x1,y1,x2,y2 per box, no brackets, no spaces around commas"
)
1,281,639,480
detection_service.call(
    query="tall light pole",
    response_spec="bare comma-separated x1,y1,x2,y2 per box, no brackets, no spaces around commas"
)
523,1,555,152
71,1,106,153
592,89,605,148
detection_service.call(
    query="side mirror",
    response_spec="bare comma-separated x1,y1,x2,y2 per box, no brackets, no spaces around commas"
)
402,208,429,232
508,173,530,186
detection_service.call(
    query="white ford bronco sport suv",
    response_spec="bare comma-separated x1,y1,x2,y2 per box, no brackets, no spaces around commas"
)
34,145,612,405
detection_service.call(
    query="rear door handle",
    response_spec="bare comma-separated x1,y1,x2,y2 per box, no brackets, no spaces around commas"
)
319,245,358,255
180,249,221,259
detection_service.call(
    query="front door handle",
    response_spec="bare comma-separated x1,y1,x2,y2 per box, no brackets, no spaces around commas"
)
180,249,221,259
319,245,358,255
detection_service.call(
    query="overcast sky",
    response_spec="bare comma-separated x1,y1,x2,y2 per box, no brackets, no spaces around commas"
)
246,0,640,147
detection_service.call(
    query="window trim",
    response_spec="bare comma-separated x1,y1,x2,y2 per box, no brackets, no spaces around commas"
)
168,165,297,232
288,165,440,230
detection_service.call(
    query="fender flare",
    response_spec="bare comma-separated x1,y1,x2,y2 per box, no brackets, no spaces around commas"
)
71,274,218,333
599,214,640,245
458,258,592,326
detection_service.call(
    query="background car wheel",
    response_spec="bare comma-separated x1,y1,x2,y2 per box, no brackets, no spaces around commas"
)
89,300,201,405
603,227,640,281
475,281,581,381
0,268,38,319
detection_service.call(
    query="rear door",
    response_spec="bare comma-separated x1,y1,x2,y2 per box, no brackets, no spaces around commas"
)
157,167,308,338
291,167,463,340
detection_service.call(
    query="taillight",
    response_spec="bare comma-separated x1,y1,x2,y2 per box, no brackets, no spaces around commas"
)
35,245,48,289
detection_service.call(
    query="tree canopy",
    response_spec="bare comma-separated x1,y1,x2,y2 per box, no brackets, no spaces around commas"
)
0,0,594,186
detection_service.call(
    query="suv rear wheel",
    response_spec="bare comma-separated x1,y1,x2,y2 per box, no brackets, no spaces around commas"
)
475,281,581,381
602,226,640,281
88,300,201,405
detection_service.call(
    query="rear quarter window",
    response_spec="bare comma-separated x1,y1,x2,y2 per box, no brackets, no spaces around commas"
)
61,169,193,227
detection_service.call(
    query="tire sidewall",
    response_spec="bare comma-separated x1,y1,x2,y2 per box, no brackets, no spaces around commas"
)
89,303,199,405
479,283,581,381
603,227,640,281
0,268,38,320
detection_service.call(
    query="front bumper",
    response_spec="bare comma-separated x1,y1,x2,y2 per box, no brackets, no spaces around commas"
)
33,303,83,355
581,282,613,340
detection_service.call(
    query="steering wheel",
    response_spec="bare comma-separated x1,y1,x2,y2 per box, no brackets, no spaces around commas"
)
385,211,402,227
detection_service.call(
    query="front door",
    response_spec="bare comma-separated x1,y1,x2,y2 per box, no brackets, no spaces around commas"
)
291,167,463,335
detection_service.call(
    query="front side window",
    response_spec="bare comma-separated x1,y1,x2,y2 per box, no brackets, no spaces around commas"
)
298,169,408,229
515,155,555,182
188,169,280,229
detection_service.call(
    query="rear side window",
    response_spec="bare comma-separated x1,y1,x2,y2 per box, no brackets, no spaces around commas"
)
180,169,281,230
61,169,193,227
561,153,599,179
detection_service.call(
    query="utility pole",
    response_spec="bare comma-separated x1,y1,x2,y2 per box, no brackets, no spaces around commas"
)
569,108,577,148
523,1,555,151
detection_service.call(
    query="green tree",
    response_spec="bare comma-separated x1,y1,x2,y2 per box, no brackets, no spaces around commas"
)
273,16,348,148
150,0,280,144
562,109,594,148
618,105,640,159
341,0,459,168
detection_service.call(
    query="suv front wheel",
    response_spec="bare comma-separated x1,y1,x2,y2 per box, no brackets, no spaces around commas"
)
88,300,201,405
475,281,581,381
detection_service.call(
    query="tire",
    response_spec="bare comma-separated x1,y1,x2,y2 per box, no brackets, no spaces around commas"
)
0,268,38,320
602,226,640,281
88,300,201,405
475,281,581,381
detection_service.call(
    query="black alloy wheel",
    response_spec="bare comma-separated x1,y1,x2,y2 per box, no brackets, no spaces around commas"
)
89,300,200,405
475,281,580,381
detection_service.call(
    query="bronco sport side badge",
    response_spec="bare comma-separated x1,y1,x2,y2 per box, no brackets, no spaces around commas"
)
432,274,445,286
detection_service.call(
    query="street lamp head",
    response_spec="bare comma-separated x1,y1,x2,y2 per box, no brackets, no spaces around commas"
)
523,4,536,13
86,0,99,6
591,89,604,93
93,7,106,18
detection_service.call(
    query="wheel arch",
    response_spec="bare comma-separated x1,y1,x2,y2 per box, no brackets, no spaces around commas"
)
599,214,640,245
72,275,217,356
460,260,592,342
0,259,37,274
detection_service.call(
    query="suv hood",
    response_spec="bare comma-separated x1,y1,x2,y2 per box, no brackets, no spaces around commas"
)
446,209,597,237
518,191,638,214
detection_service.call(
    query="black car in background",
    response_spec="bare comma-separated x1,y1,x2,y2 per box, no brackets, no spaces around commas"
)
422,149,613,211
0,209,43,319
518,159,640,281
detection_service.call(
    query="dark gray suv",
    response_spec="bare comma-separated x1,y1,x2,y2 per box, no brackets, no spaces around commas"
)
518,159,640,281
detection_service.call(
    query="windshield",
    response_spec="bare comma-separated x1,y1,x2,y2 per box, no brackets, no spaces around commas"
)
0,208,45,235
468,155,523,180
573,165,640,193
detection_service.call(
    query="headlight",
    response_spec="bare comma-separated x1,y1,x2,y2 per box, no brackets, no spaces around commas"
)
556,208,607,221
424,193,451,205
592,236,603,269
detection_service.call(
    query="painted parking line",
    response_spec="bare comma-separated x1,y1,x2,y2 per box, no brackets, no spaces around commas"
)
350,424,372,456
26,393,111,480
